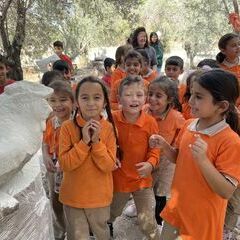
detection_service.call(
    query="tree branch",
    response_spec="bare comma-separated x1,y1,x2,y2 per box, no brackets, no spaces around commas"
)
233,0,239,14
0,0,14,21
221,0,230,16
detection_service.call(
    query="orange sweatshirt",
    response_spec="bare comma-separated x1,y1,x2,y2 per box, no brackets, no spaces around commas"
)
58,115,116,208
112,110,160,192
111,67,126,88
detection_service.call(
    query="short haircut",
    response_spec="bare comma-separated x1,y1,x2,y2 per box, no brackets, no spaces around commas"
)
104,58,115,71
165,56,184,70
115,44,133,67
52,60,70,74
53,41,64,49
41,70,65,86
136,49,150,65
118,75,145,96
48,80,74,102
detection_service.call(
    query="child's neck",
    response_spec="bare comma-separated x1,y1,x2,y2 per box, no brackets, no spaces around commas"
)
150,105,170,119
225,56,239,65
122,110,141,124
196,116,224,131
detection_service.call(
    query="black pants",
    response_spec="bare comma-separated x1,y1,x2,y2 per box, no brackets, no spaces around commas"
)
155,196,166,225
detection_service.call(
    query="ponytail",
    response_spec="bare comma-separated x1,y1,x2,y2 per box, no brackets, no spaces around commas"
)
216,52,225,64
226,103,240,136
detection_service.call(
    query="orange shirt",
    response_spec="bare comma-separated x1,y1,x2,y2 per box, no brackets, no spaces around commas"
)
43,117,61,158
161,119,240,240
220,63,240,107
182,102,192,120
178,84,186,104
58,115,116,208
111,67,126,88
112,110,160,192
110,78,150,111
143,69,158,82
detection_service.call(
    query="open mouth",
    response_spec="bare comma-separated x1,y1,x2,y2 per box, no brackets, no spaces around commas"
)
129,104,139,108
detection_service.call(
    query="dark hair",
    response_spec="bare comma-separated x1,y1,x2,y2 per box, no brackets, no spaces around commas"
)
104,57,115,71
136,49,150,65
197,59,220,69
149,76,182,112
115,45,133,67
124,50,143,67
195,69,240,135
74,76,121,158
52,60,70,74
216,33,239,63
183,70,205,103
41,70,65,86
53,40,64,49
118,75,145,96
149,32,159,45
48,80,74,102
165,56,184,70
131,27,149,48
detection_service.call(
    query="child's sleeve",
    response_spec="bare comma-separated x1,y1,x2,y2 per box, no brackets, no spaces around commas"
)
215,140,240,184
59,122,91,172
146,119,160,167
91,125,116,173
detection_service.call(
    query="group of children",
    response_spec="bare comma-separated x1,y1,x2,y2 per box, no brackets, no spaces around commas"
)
39,31,240,240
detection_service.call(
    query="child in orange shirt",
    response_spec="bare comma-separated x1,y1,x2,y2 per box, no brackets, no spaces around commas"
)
147,76,185,225
58,76,117,240
165,56,185,104
109,76,161,239
150,69,240,240
217,33,240,108
102,57,115,91
137,48,158,82
110,50,149,110
111,44,133,87
42,80,74,240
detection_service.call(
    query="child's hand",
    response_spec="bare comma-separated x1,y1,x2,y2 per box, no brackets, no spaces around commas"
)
135,162,153,178
44,156,56,172
149,134,166,149
190,134,208,162
82,121,92,145
90,120,101,143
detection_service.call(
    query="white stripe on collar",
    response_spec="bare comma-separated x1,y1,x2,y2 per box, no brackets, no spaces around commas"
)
187,119,228,136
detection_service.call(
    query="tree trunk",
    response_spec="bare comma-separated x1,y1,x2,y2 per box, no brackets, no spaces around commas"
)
0,0,28,81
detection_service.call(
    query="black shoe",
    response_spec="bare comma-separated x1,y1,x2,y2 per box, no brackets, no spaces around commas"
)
108,222,113,237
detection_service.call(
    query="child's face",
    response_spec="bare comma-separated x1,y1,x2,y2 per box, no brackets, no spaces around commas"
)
125,57,141,76
119,82,146,116
54,46,63,56
151,34,158,43
77,82,105,121
189,81,222,123
141,60,150,75
48,92,73,121
221,37,240,60
165,65,183,81
148,84,169,114
0,63,8,85
107,65,115,75
137,31,147,48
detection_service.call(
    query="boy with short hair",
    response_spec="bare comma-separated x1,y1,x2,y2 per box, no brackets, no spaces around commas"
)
52,60,72,82
53,41,73,72
137,49,158,82
102,57,115,90
109,76,161,240
165,56,185,103
0,56,15,94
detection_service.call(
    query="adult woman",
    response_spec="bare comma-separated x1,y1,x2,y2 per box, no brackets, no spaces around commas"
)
131,27,157,70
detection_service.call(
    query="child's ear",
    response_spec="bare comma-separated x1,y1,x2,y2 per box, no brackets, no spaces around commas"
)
218,100,229,113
